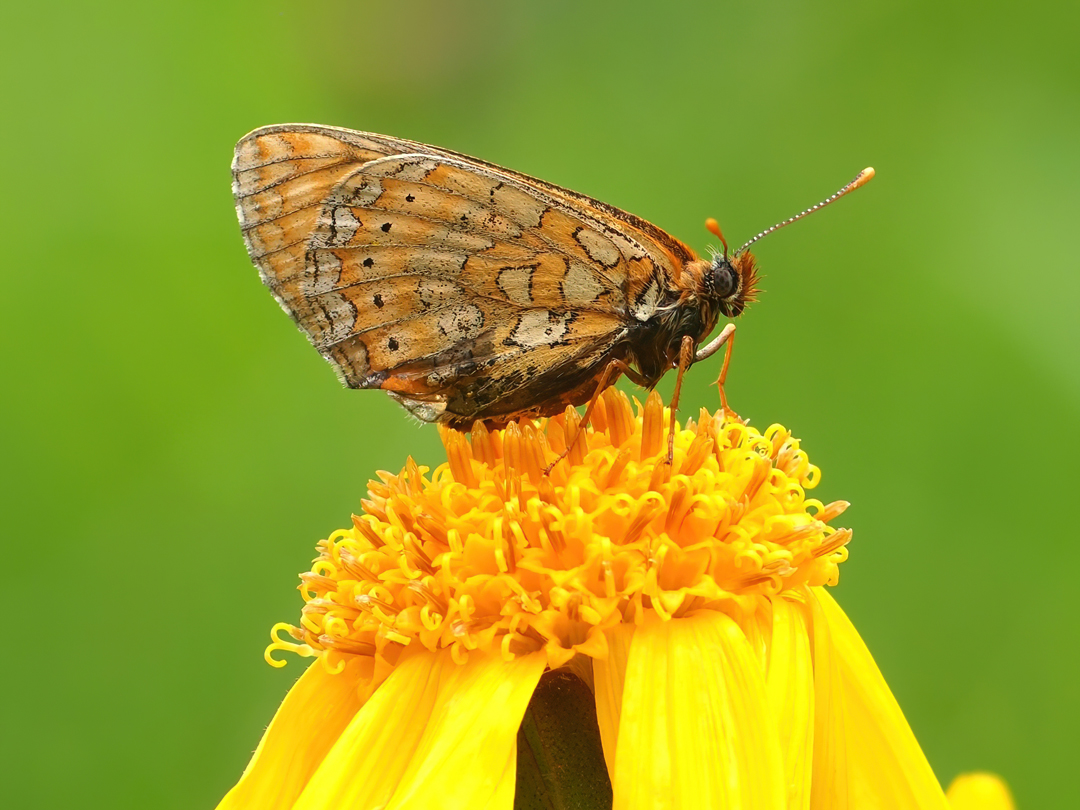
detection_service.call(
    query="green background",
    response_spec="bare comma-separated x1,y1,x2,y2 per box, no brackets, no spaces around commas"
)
3,1,1077,807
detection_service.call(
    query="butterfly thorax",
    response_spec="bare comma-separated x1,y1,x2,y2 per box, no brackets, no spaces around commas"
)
622,260,716,384
623,251,758,385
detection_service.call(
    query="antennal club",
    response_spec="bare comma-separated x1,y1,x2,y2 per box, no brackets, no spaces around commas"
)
704,217,729,259
736,167,875,255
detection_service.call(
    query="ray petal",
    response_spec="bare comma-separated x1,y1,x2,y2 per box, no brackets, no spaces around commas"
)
215,656,370,810
767,596,815,810
593,623,636,781
291,647,444,809
385,650,546,809
811,588,950,810
612,612,785,809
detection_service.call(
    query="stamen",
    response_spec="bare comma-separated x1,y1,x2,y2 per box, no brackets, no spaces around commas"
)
355,592,397,614
408,579,449,614
815,500,850,523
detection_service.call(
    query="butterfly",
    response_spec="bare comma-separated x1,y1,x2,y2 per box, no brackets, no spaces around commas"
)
232,124,872,436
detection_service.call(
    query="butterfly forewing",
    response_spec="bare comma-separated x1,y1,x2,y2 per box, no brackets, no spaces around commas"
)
232,125,701,424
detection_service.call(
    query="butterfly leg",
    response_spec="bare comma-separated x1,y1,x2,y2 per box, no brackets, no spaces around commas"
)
695,324,736,414
667,335,697,464
544,357,647,474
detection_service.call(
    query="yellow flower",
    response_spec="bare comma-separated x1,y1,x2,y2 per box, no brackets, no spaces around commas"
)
946,773,1016,810
216,389,1004,809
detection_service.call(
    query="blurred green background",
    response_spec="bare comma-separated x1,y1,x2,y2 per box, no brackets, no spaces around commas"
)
2,1,1077,807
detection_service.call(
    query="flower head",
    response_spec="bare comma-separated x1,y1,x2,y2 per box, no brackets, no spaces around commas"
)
217,390,994,809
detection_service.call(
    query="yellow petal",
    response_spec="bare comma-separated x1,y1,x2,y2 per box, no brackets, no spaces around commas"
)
293,646,545,810
766,596,815,810
946,773,1016,810
593,623,635,782
808,586,849,809
293,647,444,809
385,649,545,809
216,656,369,810
812,587,950,809
612,611,786,810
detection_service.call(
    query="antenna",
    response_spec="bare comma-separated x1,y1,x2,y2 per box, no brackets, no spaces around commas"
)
735,167,875,255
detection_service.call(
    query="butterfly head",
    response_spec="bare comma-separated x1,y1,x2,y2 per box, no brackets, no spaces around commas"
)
709,250,760,318
702,217,759,319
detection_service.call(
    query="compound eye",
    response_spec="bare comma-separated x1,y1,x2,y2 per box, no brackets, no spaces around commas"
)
712,259,738,299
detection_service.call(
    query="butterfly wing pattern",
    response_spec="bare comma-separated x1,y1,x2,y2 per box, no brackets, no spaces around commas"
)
232,125,705,427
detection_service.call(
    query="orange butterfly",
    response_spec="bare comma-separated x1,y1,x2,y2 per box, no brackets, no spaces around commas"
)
233,124,871,437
